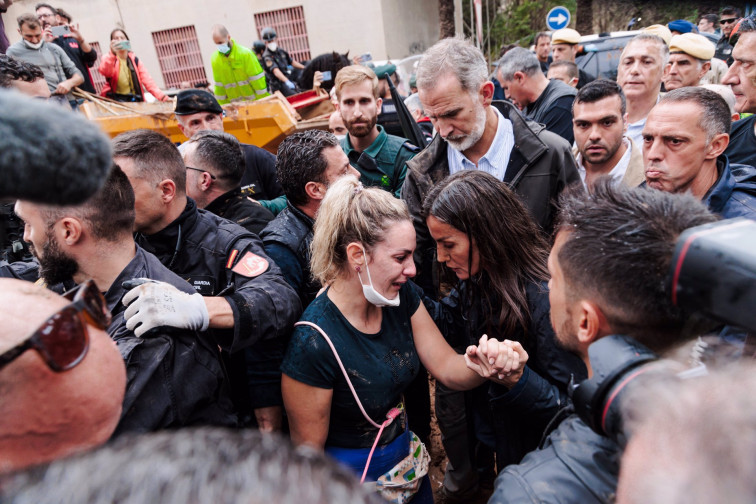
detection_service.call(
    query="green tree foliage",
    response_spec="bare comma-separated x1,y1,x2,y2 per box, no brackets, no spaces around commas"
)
462,0,576,62
459,0,736,65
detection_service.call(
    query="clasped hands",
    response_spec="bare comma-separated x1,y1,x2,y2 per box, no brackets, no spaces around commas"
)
465,334,529,388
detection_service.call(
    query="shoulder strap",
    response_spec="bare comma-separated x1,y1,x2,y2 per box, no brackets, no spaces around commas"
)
296,320,405,485
295,321,382,428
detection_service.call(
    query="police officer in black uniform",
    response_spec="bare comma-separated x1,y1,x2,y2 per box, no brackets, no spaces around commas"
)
113,129,301,431
182,129,274,235
261,129,360,308
261,27,304,97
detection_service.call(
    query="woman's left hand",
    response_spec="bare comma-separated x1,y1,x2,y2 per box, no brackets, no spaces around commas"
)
465,334,529,387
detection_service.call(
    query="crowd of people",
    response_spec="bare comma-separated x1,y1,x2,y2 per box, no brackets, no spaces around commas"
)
1,3,756,504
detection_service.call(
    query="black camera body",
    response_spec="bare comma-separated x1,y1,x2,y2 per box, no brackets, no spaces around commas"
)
571,219,756,444
571,335,657,446
669,218,756,334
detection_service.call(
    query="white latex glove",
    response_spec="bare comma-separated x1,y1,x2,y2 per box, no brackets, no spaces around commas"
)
122,278,209,337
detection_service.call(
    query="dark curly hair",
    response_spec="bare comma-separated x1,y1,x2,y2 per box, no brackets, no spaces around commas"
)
0,55,45,88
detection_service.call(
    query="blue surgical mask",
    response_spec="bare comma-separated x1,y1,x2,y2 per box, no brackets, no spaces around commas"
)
357,249,400,308
216,43,230,54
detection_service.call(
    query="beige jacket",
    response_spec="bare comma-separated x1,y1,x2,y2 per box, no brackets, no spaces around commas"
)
572,136,645,188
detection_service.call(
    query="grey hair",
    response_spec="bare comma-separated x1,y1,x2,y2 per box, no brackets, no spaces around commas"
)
3,427,383,504
622,33,670,66
416,36,488,93
701,84,737,115
659,87,731,141
619,363,756,504
496,47,542,81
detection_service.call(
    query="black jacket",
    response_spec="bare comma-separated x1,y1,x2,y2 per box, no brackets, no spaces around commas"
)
715,33,734,64
240,143,283,201
105,245,238,436
403,100,581,294
260,202,319,307
424,281,587,467
135,198,301,353
135,199,301,417
205,187,274,235
704,156,756,220
490,415,619,503
525,79,577,145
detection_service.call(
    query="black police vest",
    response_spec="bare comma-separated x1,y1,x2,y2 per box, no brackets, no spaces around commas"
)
260,203,319,306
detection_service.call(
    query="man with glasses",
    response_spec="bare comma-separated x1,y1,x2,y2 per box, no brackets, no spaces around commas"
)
715,6,741,63
12,166,238,436
182,130,273,235
174,89,283,206
0,277,126,474
35,3,97,94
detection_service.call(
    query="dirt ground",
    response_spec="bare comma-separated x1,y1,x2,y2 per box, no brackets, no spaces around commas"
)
427,378,492,504
427,377,447,499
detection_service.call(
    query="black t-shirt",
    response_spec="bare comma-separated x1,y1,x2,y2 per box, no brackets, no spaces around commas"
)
281,283,421,449
526,82,575,145
535,94,575,144
725,115,756,168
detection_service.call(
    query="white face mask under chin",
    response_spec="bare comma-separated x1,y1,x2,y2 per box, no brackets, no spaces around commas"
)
357,259,400,308
24,40,44,50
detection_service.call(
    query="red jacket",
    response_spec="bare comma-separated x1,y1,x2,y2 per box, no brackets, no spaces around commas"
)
98,51,167,101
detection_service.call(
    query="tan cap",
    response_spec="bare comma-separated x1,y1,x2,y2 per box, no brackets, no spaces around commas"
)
551,28,581,45
642,24,672,45
669,33,715,60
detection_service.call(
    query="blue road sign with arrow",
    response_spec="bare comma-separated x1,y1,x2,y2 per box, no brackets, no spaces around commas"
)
546,6,571,30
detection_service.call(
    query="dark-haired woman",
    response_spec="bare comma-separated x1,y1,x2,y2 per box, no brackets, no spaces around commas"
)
422,170,587,475
281,176,514,503
99,29,168,102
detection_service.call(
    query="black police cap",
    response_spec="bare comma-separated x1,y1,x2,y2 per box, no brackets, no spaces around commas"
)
174,89,223,116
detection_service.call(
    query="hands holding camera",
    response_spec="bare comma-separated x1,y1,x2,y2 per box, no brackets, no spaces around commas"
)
465,334,529,388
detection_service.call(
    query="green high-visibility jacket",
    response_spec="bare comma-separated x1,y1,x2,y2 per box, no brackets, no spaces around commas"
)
211,39,269,104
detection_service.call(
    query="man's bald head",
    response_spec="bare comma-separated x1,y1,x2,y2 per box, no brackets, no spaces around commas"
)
0,279,126,475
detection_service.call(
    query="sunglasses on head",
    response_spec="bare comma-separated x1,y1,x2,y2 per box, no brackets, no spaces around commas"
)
0,279,111,373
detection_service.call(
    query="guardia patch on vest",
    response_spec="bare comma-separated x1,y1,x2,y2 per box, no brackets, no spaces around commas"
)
230,251,269,277
185,275,216,296
240,183,257,197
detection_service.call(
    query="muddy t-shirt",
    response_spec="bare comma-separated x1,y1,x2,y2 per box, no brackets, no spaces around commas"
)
281,284,421,449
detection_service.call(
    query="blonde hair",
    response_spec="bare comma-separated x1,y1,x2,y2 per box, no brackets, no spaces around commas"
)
334,65,379,101
310,176,410,285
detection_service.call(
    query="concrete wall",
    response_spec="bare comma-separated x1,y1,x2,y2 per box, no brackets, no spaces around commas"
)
380,0,440,59
3,0,441,90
